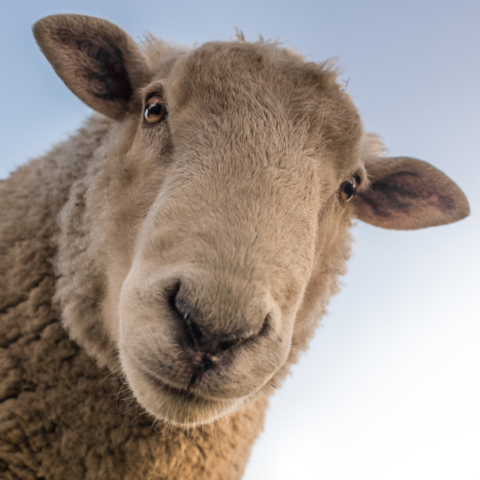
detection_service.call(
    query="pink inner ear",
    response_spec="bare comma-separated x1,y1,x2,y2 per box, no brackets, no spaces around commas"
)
54,31,133,103
367,171,456,215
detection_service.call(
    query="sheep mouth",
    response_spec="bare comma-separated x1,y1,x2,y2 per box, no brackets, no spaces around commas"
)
120,346,245,424
136,365,242,425
139,361,238,405
143,370,204,402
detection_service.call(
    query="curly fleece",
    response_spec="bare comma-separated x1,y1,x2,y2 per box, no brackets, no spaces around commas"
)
0,118,265,479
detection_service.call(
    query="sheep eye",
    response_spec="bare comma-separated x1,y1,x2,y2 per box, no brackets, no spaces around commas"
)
144,96,167,124
339,176,357,202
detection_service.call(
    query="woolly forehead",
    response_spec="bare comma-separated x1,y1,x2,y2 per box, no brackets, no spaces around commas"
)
158,41,365,176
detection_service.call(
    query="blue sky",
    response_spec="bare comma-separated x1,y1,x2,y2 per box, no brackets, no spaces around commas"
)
1,1,479,479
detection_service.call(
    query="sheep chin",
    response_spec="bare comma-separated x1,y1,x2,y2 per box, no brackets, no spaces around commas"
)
119,347,242,426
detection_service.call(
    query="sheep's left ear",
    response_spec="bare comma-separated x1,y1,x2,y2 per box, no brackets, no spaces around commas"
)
33,14,149,120
353,156,470,230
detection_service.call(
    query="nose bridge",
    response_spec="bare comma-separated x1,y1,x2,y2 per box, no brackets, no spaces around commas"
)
183,268,268,336
149,149,316,325
171,158,316,319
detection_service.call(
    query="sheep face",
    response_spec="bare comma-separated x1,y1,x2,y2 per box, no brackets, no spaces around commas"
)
36,15,470,426
115,42,366,425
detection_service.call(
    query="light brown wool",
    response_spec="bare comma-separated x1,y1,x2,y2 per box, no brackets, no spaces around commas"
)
0,14,469,480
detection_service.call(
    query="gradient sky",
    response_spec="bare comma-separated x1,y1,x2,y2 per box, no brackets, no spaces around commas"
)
1,1,479,479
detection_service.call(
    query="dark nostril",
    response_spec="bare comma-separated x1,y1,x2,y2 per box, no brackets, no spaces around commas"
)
166,282,273,362
214,315,269,354
166,281,181,313
167,283,204,347
201,356,214,370
184,312,203,343
217,339,235,352
259,314,270,337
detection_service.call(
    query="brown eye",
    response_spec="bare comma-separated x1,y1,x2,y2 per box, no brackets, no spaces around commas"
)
144,95,167,124
340,176,357,202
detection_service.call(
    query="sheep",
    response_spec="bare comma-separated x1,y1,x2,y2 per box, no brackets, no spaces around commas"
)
0,13,470,480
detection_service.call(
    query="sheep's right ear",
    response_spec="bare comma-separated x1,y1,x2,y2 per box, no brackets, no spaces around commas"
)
353,156,470,229
33,14,149,120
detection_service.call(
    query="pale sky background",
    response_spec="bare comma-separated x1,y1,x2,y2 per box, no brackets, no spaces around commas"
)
1,1,479,479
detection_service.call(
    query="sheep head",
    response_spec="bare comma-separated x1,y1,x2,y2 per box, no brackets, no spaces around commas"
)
35,15,470,426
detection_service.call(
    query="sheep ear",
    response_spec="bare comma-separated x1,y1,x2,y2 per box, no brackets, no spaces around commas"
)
33,14,149,120
353,156,470,230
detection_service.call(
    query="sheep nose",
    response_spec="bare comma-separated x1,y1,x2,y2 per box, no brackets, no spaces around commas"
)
169,286,266,368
